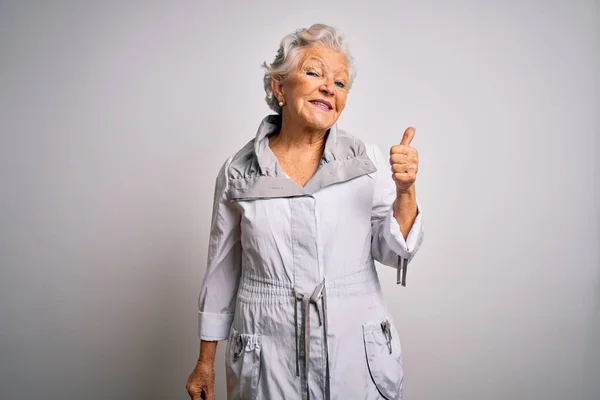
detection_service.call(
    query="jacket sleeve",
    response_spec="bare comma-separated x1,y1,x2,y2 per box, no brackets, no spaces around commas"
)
197,155,242,340
368,144,424,286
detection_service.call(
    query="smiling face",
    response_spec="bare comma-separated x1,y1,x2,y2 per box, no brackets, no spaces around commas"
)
272,46,350,133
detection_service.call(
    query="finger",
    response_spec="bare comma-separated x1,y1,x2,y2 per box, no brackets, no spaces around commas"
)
389,146,410,157
393,170,417,181
391,151,418,166
392,163,417,174
188,385,204,400
187,386,199,400
201,386,216,400
190,392,201,400
391,163,409,173
393,172,413,183
390,153,409,165
400,126,415,146
391,153,418,165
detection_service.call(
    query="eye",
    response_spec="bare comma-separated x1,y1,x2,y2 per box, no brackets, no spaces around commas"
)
335,81,346,89
306,71,319,77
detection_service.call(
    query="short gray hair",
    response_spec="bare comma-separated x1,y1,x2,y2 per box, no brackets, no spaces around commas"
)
262,23,356,114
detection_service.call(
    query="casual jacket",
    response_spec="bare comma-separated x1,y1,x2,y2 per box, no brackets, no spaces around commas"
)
197,115,424,400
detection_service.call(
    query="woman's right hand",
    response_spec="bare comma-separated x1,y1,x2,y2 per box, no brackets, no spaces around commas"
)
186,361,215,400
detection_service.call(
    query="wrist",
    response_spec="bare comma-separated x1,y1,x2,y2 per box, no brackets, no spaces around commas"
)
196,358,214,368
395,184,415,198
395,185,416,209
394,185,417,217
198,340,218,366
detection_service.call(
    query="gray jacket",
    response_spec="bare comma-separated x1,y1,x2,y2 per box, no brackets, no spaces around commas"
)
198,115,424,400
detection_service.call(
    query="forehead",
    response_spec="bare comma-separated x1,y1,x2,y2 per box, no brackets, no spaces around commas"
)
296,46,349,75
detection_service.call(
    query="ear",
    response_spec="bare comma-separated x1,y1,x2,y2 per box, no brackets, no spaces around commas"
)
271,75,284,100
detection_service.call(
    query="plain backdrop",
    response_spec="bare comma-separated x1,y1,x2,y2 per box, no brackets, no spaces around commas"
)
0,1,598,399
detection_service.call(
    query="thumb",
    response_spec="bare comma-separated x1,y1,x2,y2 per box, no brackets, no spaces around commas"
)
400,127,415,146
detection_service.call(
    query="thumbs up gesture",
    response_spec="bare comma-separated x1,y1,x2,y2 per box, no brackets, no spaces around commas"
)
390,127,419,193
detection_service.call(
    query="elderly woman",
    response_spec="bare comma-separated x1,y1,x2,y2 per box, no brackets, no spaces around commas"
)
186,24,424,400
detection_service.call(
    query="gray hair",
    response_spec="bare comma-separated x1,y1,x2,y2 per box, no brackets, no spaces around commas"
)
262,23,356,114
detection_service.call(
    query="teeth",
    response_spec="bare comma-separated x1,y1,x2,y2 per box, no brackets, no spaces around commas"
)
312,101,329,109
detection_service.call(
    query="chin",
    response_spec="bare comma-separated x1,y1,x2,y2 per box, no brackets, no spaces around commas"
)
300,114,337,132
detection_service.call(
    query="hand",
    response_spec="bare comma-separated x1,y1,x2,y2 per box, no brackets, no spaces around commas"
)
389,127,419,193
186,361,215,400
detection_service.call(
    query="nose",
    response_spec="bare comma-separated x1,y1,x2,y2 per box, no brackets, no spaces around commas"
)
319,77,336,96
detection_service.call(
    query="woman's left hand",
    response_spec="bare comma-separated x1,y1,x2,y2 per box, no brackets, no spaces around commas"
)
389,127,419,193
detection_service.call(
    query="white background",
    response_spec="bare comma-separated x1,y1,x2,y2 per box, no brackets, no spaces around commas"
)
1,1,598,399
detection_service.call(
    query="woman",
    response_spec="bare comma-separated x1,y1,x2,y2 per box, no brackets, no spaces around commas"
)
187,23,424,400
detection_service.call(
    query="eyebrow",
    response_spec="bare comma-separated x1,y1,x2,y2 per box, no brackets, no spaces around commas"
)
300,57,349,79
300,57,325,70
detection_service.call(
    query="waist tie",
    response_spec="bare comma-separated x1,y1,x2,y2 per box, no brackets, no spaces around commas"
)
294,279,330,400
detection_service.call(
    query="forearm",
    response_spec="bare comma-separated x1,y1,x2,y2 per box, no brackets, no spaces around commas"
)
197,340,218,365
393,184,418,240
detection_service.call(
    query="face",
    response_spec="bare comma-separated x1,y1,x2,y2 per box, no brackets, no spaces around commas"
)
273,46,350,132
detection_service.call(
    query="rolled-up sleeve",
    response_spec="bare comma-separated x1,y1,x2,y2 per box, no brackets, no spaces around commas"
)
197,155,242,340
368,144,424,286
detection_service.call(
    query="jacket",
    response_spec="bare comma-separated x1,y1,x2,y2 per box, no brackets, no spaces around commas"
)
197,115,424,399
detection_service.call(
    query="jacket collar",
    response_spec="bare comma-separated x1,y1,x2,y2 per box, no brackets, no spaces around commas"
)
253,114,339,177
228,114,376,200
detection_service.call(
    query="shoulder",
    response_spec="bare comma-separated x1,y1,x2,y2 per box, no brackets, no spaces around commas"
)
214,138,258,183
228,139,258,178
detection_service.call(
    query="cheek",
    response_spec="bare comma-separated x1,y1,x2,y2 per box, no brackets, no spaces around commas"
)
287,77,316,97
290,88,311,106
336,95,347,112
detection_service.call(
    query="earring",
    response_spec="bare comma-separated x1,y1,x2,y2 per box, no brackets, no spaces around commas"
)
278,99,284,107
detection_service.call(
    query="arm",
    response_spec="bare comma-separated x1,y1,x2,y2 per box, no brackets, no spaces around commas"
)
187,156,242,399
197,154,242,341
198,340,218,364
391,126,420,240
394,185,418,240
369,144,424,286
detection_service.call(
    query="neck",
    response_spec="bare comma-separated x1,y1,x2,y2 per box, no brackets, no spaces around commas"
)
270,113,329,152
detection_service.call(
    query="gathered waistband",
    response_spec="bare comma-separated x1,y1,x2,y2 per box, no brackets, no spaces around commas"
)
237,266,382,304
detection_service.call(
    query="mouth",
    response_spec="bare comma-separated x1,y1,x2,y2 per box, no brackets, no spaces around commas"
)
308,99,333,111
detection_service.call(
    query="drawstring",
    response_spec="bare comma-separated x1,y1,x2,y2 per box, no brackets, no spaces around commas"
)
294,280,330,400
397,256,408,286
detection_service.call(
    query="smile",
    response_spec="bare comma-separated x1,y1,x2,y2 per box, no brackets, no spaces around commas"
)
309,99,333,111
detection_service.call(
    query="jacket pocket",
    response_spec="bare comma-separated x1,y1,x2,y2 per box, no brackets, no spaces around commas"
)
362,318,403,400
225,327,262,400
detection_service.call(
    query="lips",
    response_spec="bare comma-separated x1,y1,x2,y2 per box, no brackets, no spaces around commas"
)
309,99,333,111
